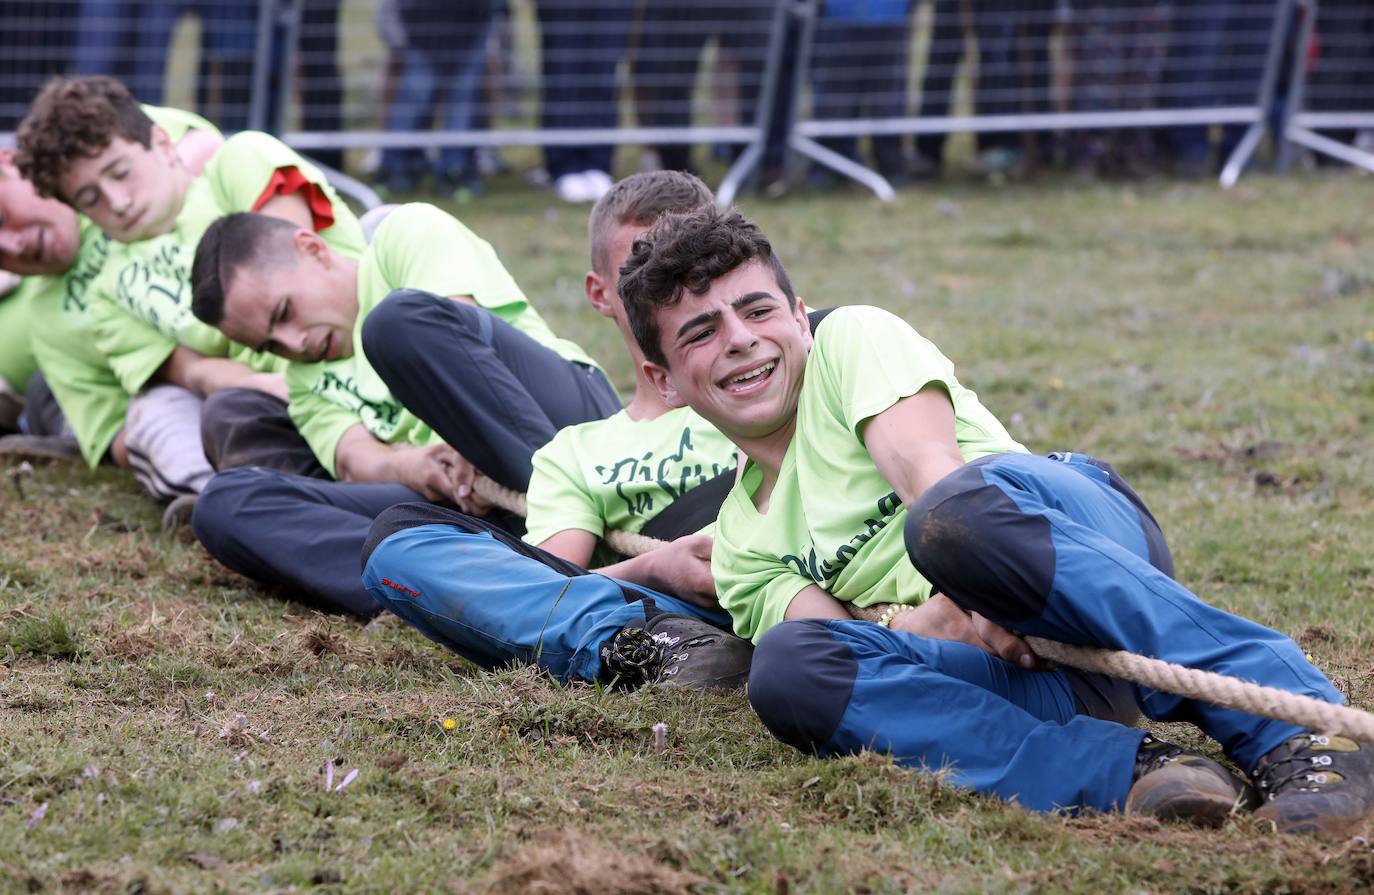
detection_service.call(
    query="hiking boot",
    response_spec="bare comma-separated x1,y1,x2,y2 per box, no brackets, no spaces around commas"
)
1252,733,1374,839
1125,734,1257,825
0,433,81,461
600,613,752,691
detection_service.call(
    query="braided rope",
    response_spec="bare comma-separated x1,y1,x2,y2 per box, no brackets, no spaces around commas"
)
472,474,1374,742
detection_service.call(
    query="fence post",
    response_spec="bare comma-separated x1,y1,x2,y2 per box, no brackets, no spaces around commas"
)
1275,0,1317,172
718,0,795,206
248,0,277,132
1220,0,1298,188
785,0,895,201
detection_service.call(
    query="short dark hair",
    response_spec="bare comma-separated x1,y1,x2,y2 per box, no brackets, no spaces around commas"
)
16,76,156,201
586,170,715,274
191,212,298,326
618,206,795,367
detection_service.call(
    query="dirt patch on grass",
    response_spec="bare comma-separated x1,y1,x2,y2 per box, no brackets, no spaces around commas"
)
482,831,701,895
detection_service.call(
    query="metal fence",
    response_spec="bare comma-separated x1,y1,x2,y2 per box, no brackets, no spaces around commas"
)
1281,0,1374,172
3,0,1373,203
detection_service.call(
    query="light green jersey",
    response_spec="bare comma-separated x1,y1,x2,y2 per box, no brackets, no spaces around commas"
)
0,277,41,394
524,406,737,562
287,202,605,475
713,305,1028,643
27,105,219,465
89,130,365,394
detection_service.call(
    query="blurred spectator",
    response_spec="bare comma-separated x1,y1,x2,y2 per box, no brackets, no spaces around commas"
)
807,0,914,187
534,0,634,203
916,0,1055,177
377,0,498,199
1066,1,1171,179
0,2,73,130
1162,1,1277,176
634,0,776,174
1304,0,1374,154
297,0,345,170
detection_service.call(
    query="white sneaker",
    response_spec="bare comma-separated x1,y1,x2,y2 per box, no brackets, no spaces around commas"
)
582,169,614,200
553,172,593,203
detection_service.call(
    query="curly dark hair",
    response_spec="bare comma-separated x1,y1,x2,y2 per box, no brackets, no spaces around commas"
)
618,206,795,367
15,76,155,201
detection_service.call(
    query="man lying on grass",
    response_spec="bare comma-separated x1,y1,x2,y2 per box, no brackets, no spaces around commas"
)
185,200,618,615
616,204,1372,837
0,85,218,482
15,75,364,527
358,171,753,688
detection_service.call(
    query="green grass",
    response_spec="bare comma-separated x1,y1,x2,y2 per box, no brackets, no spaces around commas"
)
5,172,1374,893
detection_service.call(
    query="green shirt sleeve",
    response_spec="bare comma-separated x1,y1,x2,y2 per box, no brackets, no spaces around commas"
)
525,430,607,545
370,203,525,313
813,305,957,436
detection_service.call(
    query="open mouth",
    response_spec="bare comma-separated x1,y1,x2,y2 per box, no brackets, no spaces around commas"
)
33,229,45,263
317,332,334,362
719,360,777,395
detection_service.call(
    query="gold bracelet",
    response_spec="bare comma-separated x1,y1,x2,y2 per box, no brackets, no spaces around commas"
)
876,604,913,628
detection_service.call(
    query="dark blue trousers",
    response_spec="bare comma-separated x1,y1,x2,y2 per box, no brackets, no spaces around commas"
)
361,503,735,683
748,452,1342,814
362,290,620,492
193,467,422,617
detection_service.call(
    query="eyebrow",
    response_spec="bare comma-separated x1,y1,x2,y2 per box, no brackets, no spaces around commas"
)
672,291,777,342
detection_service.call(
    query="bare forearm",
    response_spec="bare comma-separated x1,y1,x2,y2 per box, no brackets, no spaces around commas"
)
784,585,853,621
334,425,397,484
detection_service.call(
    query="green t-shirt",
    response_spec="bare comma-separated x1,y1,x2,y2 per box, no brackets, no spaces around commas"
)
713,305,1028,643
524,406,738,561
27,105,219,466
0,276,41,394
89,130,366,394
287,202,606,475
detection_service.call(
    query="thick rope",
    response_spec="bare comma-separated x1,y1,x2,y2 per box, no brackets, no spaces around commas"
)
471,474,1374,743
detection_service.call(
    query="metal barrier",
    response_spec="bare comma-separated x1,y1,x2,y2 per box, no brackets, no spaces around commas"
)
1280,0,1374,173
787,0,1297,198
7,0,1373,198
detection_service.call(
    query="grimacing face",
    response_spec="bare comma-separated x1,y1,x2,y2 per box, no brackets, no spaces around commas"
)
0,153,81,275
643,259,812,443
217,232,359,364
57,127,185,244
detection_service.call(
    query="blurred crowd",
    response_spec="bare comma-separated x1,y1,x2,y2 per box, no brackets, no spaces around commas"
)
3,0,1374,203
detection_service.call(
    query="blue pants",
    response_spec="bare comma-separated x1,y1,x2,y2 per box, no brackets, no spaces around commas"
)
361,502,734,684
748,452,1343,814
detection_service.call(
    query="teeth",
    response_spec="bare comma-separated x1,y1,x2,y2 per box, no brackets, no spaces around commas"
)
729,362,775,385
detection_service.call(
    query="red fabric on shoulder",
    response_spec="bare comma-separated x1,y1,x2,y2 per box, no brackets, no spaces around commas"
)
251,167,335,232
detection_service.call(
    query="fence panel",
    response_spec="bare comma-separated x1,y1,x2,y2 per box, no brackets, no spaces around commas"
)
788,0,1295,197
1283,0,1374,172
275,0,790,204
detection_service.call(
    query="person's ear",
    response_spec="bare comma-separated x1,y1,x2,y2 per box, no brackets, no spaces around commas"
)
643,359,686,408
794,296,813,350
150,125,177,162
293,228,329,264
584,269,616,319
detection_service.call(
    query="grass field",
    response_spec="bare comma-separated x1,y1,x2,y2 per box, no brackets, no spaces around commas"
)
3,172,1374,894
